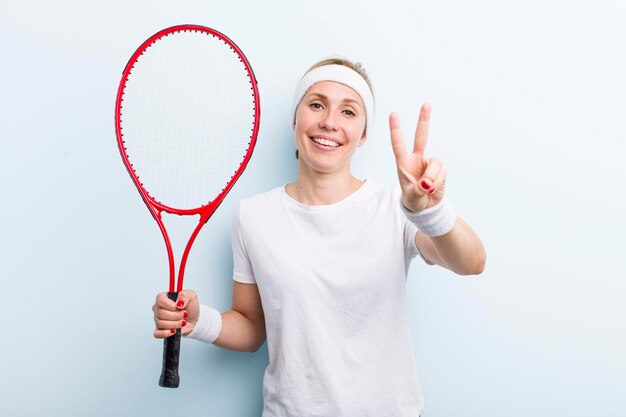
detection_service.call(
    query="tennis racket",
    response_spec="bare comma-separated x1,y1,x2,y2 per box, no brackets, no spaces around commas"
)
114,24,260,388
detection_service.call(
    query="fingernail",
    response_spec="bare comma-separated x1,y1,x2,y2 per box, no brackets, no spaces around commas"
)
181,320,187,327
183,312,188,318
429,188,435,194
170,329,176,334
177,301,184,307
421,180,430,190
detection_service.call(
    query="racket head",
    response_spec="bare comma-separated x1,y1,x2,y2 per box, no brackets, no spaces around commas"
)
115,24,260,215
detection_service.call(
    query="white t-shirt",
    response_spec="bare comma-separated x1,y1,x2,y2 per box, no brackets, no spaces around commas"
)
232,180,428,417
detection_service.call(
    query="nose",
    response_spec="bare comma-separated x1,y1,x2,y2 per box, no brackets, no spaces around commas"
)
319,109,338,131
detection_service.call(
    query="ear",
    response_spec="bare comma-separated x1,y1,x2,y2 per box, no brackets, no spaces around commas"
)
358,128,367,147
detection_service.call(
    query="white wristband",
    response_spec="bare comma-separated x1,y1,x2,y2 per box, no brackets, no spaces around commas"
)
185,304,222,344
401,196,457,237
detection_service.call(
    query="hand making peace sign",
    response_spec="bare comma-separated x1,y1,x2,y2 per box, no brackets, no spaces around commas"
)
389,104,446,213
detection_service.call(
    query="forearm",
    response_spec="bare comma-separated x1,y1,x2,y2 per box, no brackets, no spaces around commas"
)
430,216,486,275
406,198,486,276
213,310,266,353
186,304,266,353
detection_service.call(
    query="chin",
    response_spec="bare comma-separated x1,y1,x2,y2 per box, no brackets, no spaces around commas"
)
299,155,347,175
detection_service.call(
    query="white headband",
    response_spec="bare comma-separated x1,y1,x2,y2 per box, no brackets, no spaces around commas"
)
291,64,374,140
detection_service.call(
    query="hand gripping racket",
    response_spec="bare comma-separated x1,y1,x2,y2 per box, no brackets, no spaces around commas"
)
114,25,260,388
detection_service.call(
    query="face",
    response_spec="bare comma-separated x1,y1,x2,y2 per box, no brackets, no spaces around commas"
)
294,81,367,175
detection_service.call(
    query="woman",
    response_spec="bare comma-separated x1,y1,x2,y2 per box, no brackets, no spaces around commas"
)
152,58,486,416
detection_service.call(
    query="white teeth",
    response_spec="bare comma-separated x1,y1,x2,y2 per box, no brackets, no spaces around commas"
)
311,137,340,147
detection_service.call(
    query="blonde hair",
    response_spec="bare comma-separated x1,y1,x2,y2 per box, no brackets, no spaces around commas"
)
295,58,373,159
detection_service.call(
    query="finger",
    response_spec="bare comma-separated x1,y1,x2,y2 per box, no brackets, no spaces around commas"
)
419,157,442,189
428,166,447,195
154,308,188,322
154,318,187,332
181,323,195,337
175,289,197,310
389,112,408,161
398,166,419,186
413,103,431,156
410,159,433,192
153,328,179,339
155,292,178,311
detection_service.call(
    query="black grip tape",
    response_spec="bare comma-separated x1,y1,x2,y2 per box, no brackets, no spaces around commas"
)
159,291,181,388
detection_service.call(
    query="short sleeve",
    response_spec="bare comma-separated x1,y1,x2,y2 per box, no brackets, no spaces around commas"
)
231,201,257,284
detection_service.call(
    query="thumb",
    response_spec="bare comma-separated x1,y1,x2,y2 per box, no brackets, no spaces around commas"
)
175,291,188,309
175,289,198,310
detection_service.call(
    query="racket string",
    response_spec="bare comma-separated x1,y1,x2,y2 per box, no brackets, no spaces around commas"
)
120,29,257,209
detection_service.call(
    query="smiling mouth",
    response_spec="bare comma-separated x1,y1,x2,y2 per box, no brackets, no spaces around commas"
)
310,137,341,148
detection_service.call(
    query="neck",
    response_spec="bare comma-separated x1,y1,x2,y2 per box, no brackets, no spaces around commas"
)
286,165,364,206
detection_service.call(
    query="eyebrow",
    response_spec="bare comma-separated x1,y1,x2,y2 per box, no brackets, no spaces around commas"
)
307,92,362,108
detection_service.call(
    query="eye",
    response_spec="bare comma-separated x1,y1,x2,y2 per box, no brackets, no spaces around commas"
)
342,109,356,117
310,102,323,110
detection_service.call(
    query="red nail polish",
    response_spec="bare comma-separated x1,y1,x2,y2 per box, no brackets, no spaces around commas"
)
181,320,187,327
429,188,435,194
421,180,430,190
170,329,176,334
177,301,184,307
183,312,188,318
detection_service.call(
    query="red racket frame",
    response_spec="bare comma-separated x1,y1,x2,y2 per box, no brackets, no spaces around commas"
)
115,24,260,293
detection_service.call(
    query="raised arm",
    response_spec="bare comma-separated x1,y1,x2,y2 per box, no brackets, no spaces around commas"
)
389,104,486,275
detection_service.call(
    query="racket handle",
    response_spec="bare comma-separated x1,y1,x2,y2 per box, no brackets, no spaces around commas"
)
159,291,181,388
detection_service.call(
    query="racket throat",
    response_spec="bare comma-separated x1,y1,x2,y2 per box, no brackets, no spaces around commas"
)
175,215,207,293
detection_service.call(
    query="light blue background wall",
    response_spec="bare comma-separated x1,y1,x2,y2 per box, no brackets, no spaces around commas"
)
1,1,624,416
